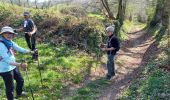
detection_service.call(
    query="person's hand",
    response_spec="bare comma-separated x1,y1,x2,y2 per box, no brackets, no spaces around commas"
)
101,48,106,51
28,32,32,36
20,63,28,70
29,51,35,54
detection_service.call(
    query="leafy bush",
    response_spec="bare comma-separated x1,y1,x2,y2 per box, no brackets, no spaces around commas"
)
60,5,87,17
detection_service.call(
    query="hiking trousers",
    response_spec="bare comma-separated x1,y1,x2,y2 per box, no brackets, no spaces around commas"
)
107,54,115,77
25,33,37,59
25,33,36,51
0,68,24,100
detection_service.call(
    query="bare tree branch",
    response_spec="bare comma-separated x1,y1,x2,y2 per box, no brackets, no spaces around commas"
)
100,0,115,20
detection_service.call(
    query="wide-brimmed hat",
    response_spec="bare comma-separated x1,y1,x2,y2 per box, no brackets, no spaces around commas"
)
0,26,18,35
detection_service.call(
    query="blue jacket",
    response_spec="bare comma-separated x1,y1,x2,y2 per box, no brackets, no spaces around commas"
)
0,39,29,73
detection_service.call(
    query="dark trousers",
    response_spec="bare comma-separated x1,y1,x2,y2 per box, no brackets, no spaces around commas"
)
107,54,115,76
25,33,37,59
0,68,24,100
25,33,36,50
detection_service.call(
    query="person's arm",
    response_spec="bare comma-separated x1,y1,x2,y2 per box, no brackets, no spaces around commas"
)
9,62,27,69
28,20,37,36
12,41,34,54
105,47,115,51
0,43,27,68
101,47,115,51
29,25,37,35
15,27,24,32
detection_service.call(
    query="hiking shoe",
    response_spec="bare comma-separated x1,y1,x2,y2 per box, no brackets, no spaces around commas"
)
32,56,38,61
105,75,112,80
15,91,28,98
111,72,115,76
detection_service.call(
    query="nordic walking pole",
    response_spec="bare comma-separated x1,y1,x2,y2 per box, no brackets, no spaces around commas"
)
34,49,43,86
24,32,43,86
22,59,35,100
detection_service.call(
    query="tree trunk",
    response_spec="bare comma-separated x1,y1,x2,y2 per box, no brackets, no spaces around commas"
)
116,0,127,26
18,0,21,6
27,0,29,7
114,0,127,35
10,0,13,5
100,0,115,20
35,0,38,9
151,0,170,41
47,0,51,8
149,0,164,27
162,0,170,28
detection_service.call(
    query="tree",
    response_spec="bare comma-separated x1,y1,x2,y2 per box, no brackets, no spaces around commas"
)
149,0,170,41
27,0,29,7
100,0,115,20
9,0,13,5
116,0,126,25
35,0,38,9
149,0,169,28
114,0,127,35
100,0,127,35
18,0,21,6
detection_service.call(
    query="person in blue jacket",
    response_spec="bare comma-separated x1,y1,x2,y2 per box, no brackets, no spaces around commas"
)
0,26,34,100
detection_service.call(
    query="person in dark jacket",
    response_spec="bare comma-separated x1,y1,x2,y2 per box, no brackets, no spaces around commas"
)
16,11,37,60
101,25,120,80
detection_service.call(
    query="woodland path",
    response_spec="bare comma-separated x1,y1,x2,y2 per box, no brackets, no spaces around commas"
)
63,29,156,100
97,29,155,100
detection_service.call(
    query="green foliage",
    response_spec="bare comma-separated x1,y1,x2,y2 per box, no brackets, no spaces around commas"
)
0,6,11,21
0,38,94,99
88,13,105,20
0,3,107,54
60,5,87,17
118,20,146,40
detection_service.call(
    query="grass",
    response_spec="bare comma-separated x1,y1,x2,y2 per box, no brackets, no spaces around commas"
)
0,37,94,99
64,78,111,100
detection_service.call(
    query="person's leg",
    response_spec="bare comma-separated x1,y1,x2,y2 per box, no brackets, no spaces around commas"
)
0,71,14,100
31,33,36,51
25,33,32,50
31,33,38,60
13,68,24,96
106,54,114,79
111,55,115,76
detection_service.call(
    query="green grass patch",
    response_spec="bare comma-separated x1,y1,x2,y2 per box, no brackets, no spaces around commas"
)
0,37,94,99
64,78,111,100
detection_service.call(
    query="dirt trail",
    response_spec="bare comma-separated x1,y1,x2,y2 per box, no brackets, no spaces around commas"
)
96,30,154,100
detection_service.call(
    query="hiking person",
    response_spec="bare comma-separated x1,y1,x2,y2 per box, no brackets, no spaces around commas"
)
101,25,120,80
0,26,34,100
16,11,37,60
